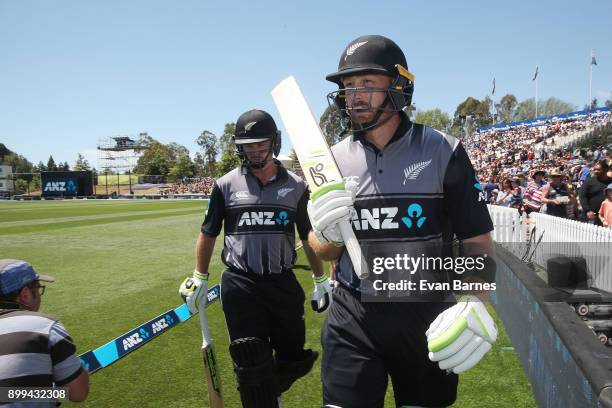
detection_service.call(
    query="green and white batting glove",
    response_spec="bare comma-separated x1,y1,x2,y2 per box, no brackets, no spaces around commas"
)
311,274,333,313
426,295,497,374
179,270,209,315
307,177,359,247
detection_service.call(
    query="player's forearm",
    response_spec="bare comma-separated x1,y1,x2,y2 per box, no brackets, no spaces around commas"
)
302,240,324,277
308,231,343,261
195,232,217,275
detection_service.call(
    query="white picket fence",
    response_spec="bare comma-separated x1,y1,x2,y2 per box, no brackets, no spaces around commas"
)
488,205,524,246
488,205,612,293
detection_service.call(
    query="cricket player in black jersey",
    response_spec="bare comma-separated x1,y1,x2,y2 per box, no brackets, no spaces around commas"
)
179,109,328,407
308,35,498,408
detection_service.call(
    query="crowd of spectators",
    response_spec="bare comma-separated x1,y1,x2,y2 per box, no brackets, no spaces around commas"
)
467,110,612,227
160,177,215,195
151,111,612,225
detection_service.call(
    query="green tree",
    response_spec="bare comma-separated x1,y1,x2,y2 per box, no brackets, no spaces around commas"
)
46,155,58,171
495,94,517,124
606,98,612,110
133,141,172,176
13,179,28,195
196,130,218,177
167,142,189,159
0,143,11,160
450,97,482,136
540,97,575,116
219,123,236,154
586,98,598,110
476,96,494,127
168,154,194,181
59,161,70,171
216,149,241,177
35,161,46,172
193,152,206,177
414,108,451,133
514,97,575,121
319,106,345,146
137,132,154,148
74,153,90,171
514,98,536,121
216,123,240,177
1,153,34,173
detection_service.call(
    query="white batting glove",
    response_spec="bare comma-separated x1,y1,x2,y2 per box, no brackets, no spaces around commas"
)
307,177,359,246
179,270,209,314
426,296,497,374
311,274,333,313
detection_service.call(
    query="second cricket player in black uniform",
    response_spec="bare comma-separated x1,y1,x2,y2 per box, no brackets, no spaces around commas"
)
180,109,328,407
308,36,498,408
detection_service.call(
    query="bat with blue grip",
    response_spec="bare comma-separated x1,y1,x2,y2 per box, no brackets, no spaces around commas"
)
79,284,220,374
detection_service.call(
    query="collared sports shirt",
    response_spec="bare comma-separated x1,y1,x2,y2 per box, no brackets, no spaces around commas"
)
331,115,493,294
202,163,311,275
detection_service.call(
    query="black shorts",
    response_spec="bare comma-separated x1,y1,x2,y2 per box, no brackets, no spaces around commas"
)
221,268,306,361
322,285,458,408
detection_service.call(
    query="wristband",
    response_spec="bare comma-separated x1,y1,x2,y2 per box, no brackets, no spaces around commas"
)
194,270,209,281
313,274,328,284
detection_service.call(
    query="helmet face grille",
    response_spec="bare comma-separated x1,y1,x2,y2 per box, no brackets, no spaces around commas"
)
233,109,282,169
325,35,414,133
327,85,413,133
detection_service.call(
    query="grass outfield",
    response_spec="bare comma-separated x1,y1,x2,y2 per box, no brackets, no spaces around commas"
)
0,200,535,407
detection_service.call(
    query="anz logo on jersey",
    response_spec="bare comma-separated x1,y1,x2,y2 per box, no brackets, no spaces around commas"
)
238,210,290,227
350,198,439,240
227,206,295,234
238,211,277,226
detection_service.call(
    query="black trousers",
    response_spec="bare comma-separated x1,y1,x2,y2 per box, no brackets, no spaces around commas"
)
221,268,306,361
322,285,458,408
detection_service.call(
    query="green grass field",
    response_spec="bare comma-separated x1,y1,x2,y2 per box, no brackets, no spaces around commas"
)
0,200,535,407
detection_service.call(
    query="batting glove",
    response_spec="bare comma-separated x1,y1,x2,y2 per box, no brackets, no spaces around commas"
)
426,295,497,374
311,274,333,313
179,270,208,314
307,177,359,246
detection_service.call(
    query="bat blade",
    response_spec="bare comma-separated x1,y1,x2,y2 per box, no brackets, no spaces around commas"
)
202,343,223,407
272,76,368,279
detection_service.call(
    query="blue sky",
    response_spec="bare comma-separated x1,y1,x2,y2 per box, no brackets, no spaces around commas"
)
1,0,611,167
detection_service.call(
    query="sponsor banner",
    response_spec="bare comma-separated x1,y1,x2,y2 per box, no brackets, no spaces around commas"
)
41,171,93,196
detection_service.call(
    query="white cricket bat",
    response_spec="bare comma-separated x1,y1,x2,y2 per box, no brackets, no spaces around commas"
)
272,76,368,279
199,296,224,407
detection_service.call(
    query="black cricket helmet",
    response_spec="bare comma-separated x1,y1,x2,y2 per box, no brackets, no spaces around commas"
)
234,109,281,169
326,35,415,132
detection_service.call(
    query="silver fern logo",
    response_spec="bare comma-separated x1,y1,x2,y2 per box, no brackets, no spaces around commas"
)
345,41,368,61
277,187,294,199
244,121,257,131
403,160,432,184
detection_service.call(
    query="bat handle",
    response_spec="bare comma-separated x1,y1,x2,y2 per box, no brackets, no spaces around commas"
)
198,302,212,347
338,221,369,279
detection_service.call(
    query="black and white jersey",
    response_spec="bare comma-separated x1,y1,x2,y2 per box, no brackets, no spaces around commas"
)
202,162,311,275
331,115,493,294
